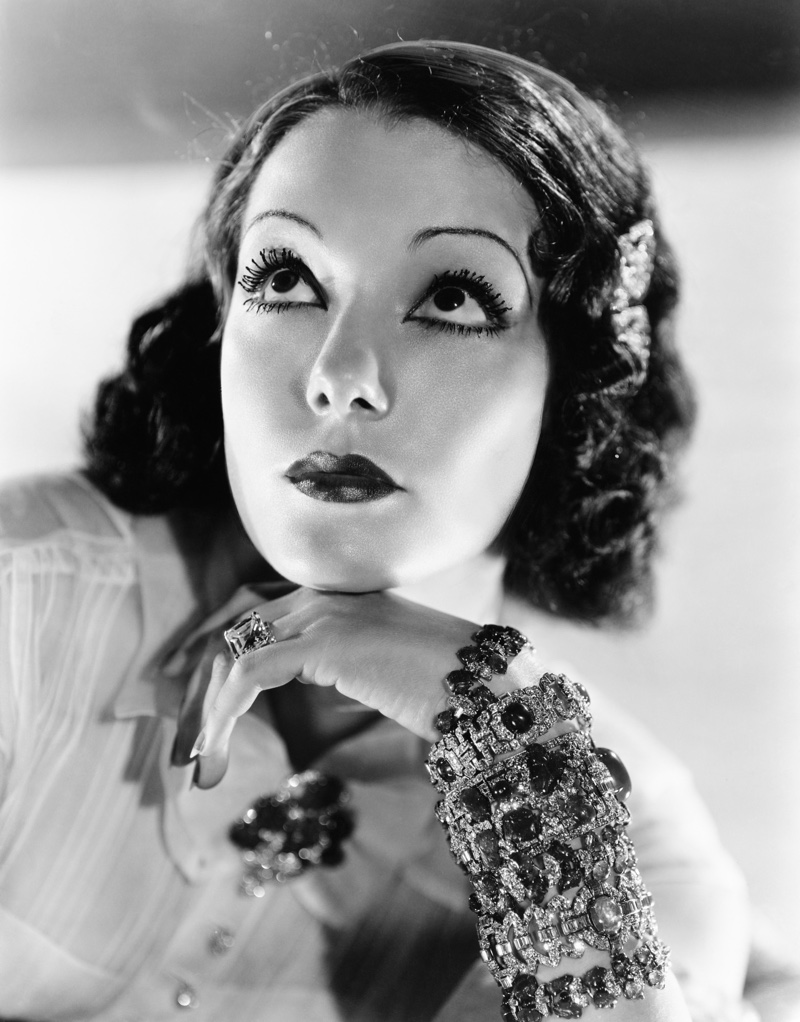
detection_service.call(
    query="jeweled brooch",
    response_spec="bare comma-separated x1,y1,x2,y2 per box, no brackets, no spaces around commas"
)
229,770,354,895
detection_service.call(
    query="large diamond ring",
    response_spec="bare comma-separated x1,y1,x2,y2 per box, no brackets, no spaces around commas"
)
224,611,277,660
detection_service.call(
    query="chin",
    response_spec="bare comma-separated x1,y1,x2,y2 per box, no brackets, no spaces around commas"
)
239,506,495,594
268,556,404,593
251,533,401,592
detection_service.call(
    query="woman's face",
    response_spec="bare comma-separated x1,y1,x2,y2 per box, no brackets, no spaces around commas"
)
221,109,547,591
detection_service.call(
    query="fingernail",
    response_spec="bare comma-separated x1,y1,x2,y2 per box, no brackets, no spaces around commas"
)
191,729,207,758
172,732,193,768
194,747,229,790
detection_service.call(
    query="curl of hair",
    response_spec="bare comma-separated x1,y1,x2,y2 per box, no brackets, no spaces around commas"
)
83,278,228,513
83,41,695,624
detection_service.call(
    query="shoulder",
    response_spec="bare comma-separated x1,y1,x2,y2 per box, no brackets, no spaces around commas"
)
0,477,144,738
0,472,142,599
0,474,194,718
501,595,745,880
0,472,133,547
500,595,689,787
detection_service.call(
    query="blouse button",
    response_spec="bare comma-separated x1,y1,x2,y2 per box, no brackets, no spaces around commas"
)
209,926,235,956
175,981,198,1009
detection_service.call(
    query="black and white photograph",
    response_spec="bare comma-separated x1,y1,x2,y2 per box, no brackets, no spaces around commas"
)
1,2,798,1019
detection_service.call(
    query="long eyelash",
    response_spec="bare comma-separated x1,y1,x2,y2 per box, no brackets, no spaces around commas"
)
237,248,305,294
415,320,502,339
411,268,512,335
436,269,512,319
242,299,296,315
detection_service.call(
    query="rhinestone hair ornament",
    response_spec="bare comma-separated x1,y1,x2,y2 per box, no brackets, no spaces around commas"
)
608,219,656,394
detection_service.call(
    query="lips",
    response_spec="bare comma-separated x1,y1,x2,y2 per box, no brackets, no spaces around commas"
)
285,451,401,503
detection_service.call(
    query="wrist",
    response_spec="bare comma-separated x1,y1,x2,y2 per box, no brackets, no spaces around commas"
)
502,642,548,691
425,623,670,1021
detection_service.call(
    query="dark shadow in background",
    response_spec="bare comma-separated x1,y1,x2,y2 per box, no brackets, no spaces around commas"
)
1,0,798,166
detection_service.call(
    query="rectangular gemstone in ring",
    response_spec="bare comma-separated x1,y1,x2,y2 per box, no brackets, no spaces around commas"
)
224,612,274,659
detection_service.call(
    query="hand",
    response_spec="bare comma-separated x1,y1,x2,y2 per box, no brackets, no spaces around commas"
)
189,587,480,788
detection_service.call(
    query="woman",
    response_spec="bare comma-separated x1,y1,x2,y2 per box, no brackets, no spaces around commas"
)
0,40,752,1021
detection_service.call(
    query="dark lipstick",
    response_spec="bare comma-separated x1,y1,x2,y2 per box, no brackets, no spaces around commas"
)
285,451,401,503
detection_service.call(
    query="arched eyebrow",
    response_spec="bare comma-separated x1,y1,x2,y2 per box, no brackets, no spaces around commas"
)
242,209,323,240
410,226,533,305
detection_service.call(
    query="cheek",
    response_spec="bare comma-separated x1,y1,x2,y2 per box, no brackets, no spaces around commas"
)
219,326,290,543
220,321,306,456
394,341,547,562
419,347,546,500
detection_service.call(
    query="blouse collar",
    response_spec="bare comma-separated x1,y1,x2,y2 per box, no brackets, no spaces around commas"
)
110,504,272,722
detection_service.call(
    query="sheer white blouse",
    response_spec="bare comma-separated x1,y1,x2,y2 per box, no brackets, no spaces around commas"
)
0,474,749,1021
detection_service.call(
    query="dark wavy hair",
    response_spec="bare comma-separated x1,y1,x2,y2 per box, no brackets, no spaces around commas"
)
83,40,695,624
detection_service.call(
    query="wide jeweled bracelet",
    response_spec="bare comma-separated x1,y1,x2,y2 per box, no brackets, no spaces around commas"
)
427,673,592,792
426,625,670,1020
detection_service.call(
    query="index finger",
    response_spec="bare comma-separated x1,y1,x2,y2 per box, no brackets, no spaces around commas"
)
192,637,305,789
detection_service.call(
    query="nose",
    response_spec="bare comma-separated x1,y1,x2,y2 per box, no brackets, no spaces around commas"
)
305,314,390,419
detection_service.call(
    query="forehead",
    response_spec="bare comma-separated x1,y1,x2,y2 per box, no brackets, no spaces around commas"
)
240,108,538,247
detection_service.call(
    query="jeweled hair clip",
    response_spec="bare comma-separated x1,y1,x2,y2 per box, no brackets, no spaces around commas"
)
608,219,656,393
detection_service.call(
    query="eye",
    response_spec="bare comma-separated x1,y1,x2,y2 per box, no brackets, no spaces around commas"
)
416,284,489,327
406,270,511,337
237,248,324,313
264,267,317,300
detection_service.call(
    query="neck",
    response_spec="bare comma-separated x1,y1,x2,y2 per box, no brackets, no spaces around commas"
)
392,551,506,624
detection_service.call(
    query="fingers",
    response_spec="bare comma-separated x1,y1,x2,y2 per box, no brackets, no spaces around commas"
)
190,652,233,788
172,645,225,766
200,651,232,734
192,638,306,790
